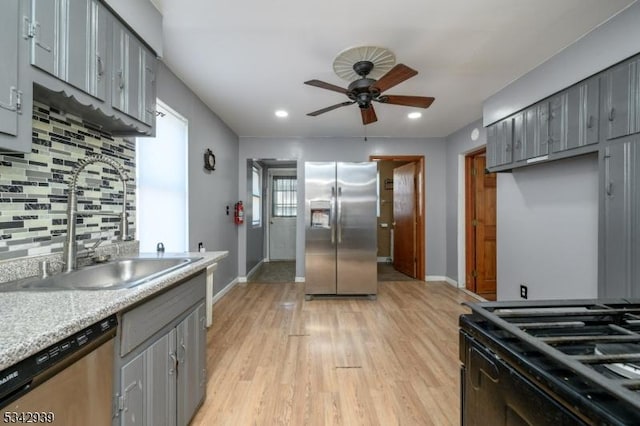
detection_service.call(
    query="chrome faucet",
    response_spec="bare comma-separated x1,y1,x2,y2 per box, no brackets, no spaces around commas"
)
62,154,130,272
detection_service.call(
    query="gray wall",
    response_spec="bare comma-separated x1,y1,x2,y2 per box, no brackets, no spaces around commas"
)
496,155,599,300
484,1,640,125
444,120,486,283
237,137,448,279
156,62,239,293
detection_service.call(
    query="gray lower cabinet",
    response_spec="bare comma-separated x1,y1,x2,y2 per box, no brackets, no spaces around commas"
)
602,138,640,298
115,272,207,426
604,57,640,140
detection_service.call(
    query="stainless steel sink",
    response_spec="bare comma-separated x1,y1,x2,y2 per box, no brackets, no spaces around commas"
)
0,256,202,291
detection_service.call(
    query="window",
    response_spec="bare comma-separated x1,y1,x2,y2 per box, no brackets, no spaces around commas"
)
136,100,188,252
272,176,297,217
252,165,261,226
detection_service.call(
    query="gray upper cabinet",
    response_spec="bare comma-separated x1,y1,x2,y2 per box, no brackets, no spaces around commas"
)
486,117,513,168
602,138,640,298
29,0,61,77
524,102,549,159
548,92,568,153
0,0,21,138
513,112,525,162
112,21,156,124
66,0,108,100
604,58,640,140
561,77,600,151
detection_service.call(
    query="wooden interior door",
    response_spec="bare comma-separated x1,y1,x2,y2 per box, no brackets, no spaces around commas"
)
393,162,417,278
466,153,497,300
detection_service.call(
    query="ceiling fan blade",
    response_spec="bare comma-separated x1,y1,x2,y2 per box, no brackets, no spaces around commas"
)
377,95,435,108
372,64,418,93
304,79,348,94
361,105,377,125
307,101,354,116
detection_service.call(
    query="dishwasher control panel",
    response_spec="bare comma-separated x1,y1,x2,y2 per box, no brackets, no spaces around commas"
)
0,315,117,408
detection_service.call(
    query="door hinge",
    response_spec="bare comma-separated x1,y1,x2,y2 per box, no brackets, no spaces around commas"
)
113,393,124,415
23,17,34,39
0,87,22,113
472,219,478,227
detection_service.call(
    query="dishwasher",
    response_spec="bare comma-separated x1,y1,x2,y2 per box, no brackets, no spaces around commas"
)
0,315,117,426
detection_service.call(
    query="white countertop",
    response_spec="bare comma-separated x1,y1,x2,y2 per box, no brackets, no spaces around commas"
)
0,251,228,371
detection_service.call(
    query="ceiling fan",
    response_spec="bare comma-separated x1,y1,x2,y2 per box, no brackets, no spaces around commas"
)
304,60,435,125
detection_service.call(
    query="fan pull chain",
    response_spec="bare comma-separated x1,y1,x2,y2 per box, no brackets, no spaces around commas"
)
364,124,368,142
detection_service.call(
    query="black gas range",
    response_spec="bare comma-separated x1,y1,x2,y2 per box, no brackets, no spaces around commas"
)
459,299,640,425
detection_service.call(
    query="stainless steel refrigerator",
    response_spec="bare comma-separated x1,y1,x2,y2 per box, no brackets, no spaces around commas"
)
304,162,377,297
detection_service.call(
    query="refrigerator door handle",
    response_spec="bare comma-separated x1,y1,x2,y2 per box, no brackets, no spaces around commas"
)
330,186,336,244
337,187,343,244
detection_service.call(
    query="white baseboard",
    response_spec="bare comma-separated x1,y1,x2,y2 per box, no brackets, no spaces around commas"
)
460,288,488,302
295,276,305,283
212,278,239,305
237,276,247,283
377,257,392,263
246,260,264,279
425,275,447,282
444,277,459,287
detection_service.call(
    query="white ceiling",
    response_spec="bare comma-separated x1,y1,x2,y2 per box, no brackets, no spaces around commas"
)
155,0,634,139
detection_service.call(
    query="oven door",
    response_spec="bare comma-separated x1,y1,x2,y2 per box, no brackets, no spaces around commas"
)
460,331,586,426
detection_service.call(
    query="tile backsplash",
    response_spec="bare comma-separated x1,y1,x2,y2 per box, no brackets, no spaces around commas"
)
0,101,136,261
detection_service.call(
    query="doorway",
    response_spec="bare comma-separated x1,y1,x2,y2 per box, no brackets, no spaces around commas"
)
370,155,425,281
245,159,297,283
465,149,497,300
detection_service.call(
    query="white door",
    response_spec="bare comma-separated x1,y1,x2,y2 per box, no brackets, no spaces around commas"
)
269,170,297,260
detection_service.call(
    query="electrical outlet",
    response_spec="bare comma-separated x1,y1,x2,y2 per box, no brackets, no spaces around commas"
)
520,284,528,299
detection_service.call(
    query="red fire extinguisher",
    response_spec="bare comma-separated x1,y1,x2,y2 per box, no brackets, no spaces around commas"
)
234,201,244,225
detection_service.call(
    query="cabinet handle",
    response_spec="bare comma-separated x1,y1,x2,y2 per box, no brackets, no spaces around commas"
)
169,352,177,375
97,54,104,77
609,108,616,122
33,22,52,52
0,86,18,112
505,145,512,152
606,182,613,196
118,71,125,90
586,115,594,129
514,140,521,149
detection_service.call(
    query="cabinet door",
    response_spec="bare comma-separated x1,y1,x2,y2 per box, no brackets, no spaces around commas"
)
565,77,600,151
30,0,62,77
548,92,567,153
119,332,177,426
524,104,549,159
603,139,640,298
142,48,157,125
66,0,91,93
112,20,128,115
0,0,20,136
146,331,177,426
497,118,513,166
112,23,145,122
66,0,107,99
485,124,497,169
512,113,525,162
127,38,143,121
605,59,638,140
176,304,206,426
120,352,145,426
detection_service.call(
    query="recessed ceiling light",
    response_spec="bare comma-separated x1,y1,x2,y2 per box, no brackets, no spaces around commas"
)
275,110,288,118
408,112,422,119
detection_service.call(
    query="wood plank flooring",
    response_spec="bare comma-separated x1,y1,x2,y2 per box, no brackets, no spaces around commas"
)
191,281,478,425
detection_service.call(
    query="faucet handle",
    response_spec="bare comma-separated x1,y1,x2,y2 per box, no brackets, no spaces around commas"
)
157,242,165,253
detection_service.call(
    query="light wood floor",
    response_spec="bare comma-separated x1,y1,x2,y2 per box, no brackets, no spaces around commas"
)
191,280,478,425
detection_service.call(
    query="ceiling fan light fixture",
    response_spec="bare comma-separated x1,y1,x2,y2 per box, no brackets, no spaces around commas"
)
275,110,289,118
333,46,396,81
408,112,422,119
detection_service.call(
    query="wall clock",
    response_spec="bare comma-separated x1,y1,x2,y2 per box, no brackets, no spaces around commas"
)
204,149,216,171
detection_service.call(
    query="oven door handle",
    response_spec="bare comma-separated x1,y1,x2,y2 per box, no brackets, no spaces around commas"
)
469,346,500,389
